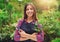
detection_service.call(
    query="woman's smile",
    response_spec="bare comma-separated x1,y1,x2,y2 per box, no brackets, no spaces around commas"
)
26,5,34,17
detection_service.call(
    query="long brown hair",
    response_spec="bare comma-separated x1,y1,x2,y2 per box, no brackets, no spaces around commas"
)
24,3,37,21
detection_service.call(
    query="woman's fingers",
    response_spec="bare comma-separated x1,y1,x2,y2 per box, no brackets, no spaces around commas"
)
20,29,24,32
19,29,31,39
18,29,28,38
33,33,37,35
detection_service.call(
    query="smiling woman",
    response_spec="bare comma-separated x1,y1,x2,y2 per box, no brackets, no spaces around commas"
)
26,5,34,19
14,3,44,42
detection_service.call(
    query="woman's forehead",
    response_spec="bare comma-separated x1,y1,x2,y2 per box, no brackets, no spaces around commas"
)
26,5,34,8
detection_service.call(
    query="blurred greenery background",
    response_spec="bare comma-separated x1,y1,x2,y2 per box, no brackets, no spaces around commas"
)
0,0,60,42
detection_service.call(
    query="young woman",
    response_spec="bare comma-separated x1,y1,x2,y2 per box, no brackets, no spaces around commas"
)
14,3,44,42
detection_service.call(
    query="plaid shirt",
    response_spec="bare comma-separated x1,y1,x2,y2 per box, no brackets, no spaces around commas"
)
14,19,44,42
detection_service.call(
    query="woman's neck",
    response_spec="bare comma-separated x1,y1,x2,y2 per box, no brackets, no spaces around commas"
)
26,17,33,23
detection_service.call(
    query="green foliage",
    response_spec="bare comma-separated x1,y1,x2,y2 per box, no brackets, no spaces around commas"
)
0,0,4,3
51,38,60,42
0,3,5,9
37,10,60,42
0,25,15,42
0,10,10,27
11,12,23,23
6,3,13,11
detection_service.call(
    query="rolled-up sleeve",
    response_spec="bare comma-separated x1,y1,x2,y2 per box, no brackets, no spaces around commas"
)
14,29,20,41
14,20,23,41
37,30,44,42
37,24,44,42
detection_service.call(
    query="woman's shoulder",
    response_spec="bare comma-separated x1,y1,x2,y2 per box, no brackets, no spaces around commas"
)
17,18,24,22
16,18,24,27
35,20,42,28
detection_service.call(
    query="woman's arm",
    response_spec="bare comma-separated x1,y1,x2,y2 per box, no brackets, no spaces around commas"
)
20,37,28,41
19,29,30,41
37,30,44,42
19,32,37,41
28,30,44,42
29,23,44,42
30,33,37,41
19,29,37,41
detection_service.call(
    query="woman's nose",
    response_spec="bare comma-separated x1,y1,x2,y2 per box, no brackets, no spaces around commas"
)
29,9,31,11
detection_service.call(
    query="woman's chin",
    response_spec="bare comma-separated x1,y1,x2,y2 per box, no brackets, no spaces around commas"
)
27,16,32,18
27,15,33,17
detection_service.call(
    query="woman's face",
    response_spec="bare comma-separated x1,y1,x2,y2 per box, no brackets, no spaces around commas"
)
26,5,34,18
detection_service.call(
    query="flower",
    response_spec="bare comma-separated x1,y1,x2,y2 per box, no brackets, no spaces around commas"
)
34,22,42,33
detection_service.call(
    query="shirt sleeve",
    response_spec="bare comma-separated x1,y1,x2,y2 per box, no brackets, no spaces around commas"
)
14,19,23,41
14,29,20,41
36,24,44,42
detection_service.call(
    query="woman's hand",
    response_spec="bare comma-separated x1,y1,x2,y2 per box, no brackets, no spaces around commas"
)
19,29,30,41
19,29,28,38
30,33,37,41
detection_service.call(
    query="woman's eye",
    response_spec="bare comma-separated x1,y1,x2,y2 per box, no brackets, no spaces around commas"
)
30,8,33,10
26,9,29,11
26,8,33,11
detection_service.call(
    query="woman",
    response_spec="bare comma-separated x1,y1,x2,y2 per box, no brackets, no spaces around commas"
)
14,3,44,42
